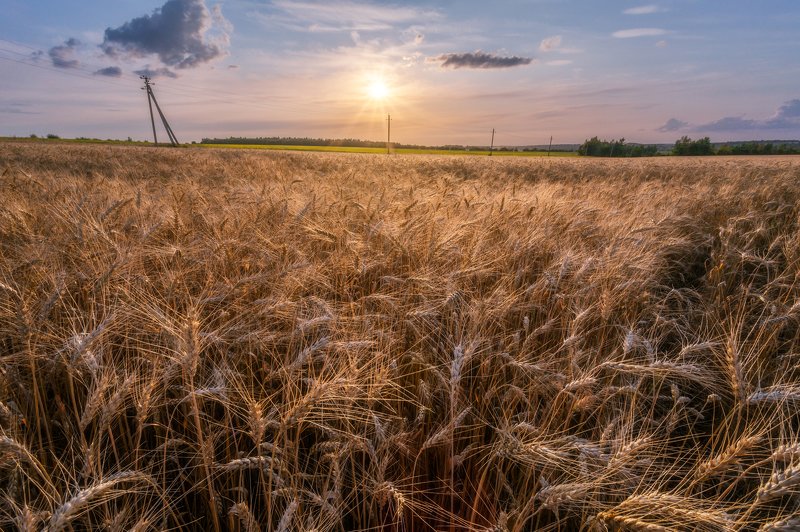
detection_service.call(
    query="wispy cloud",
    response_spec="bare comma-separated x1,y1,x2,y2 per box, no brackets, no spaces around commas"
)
539,35,562,52
698,116,757,132
102,0,229,69
0,104,41,115
94,66,123,77
656,118,689,132
429,51,534,69
623,5,664,15
134,66,178,79
49,38,81,68
268,0,438,32
538,35,582,54
612,28,668,38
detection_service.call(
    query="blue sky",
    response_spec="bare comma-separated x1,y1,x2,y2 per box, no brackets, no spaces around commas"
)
1,0,799,145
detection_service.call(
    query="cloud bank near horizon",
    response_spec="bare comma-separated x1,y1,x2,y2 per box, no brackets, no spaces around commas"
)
658,99,800,134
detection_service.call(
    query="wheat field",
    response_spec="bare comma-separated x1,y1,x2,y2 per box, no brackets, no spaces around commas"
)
1,143,799,531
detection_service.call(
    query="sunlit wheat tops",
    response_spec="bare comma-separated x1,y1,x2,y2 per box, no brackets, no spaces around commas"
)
1,142,800,529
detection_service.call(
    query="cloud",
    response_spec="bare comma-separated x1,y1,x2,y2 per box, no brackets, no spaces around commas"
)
766,99,800,127
269,1,437,32
414,33,425,45
134,66,178,79
657,118,689,132
539,35,562,52
663,100,800,133
0,104,41,115
94,66,123,77
429,51,534,69
656,40,668,48
546,60,572,67
612,28,668,38
102,0,229,69
49,38,81,68
623,5,663,15
696,116,758,132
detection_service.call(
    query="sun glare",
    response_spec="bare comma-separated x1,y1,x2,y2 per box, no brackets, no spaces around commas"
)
367,79,390,101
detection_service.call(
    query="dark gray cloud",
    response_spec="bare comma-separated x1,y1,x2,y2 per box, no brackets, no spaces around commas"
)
94,66,123,77
776,99,800,118
657,118,688,132
49,38,81,69
697,116,758,132
0,104,41,115
765,99,800,128
429,51,534,69
134,66,178,79
102,0,228,69
661,99,800,134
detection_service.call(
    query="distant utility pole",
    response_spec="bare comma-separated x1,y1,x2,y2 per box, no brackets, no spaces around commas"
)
547,135,553,157
386,114,391,154
140,76,179,147
489,128,495,156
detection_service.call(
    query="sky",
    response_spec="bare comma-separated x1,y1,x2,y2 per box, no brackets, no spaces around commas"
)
1,0,799,145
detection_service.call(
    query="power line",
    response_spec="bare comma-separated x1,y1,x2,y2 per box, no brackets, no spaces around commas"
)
0,49,315,115
0,53,134,90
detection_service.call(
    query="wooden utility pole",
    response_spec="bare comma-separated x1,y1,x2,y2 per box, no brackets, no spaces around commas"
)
489,128,495,156
141,76,179,147
141,76,158,146
547,135,553,157
386,114,391,154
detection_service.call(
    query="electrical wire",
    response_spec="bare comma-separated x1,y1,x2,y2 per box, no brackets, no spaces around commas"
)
0,37,548,145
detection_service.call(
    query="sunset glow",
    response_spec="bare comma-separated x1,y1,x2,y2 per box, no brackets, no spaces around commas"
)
0,1,799,145
367,79,389,101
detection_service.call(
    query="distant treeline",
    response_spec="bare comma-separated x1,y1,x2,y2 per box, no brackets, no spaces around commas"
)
675,136,800,155
579,136,800,157
200,136,575,152
716,141,800,155
577,137,659,157
204,136,395,148
203,136,468,151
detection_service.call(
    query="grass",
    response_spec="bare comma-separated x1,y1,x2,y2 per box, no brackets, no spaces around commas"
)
1,143,800,530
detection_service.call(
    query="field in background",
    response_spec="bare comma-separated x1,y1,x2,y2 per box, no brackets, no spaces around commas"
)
0,137,578,157
197,143,578,157
1,143,800,531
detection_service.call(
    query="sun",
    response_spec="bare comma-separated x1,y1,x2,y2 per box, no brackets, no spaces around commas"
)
367,79,390,101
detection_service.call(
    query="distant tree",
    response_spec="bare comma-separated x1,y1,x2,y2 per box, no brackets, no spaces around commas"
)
578,137,658,157
673,136,712,156
46,133,60,139
29,134,38,139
